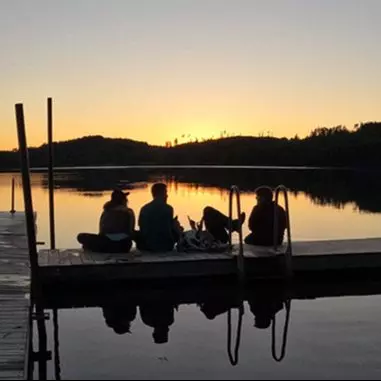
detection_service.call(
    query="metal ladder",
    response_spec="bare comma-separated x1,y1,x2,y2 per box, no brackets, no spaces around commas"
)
228,185,245,281
227,186,245,366
271,185,293,362
227,304,244,366
273,185,293,278
229,184,293,279
271,298,292,362
226,185,293,366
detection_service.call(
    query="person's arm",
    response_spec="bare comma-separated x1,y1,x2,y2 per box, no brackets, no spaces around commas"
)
248,206,260,232
99,211,105,234
169,206,175,239
138,207,144,230
169,206,183,240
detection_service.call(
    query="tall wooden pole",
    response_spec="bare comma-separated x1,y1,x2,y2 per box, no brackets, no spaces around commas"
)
47,98,56,250
15,104,38,279
16,103,48,380
10,177,16,214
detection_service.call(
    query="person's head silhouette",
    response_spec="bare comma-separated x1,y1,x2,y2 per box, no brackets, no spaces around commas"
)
111,189,129,206
254,314,272,330
112,322,132,335
102,304,137,335
153,326,170,344
151,183,168,203
255,186,273,205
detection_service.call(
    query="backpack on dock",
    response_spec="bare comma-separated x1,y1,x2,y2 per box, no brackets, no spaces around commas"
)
177,230,229,253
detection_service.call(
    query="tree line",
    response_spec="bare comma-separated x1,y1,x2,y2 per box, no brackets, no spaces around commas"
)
1,122,381,169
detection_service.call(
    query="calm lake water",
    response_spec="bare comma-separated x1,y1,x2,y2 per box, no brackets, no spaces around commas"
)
1,167,381,380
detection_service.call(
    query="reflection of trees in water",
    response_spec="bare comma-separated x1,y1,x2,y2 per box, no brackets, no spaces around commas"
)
40,170,149,196
81,192,105,198
34,168,381,213
309,196,349,210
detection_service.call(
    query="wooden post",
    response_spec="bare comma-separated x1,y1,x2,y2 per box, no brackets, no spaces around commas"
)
10,177,16,214
53,309,61,380
15,104,39,280
47,98,56,250
36,304,48,381
16,104,49,380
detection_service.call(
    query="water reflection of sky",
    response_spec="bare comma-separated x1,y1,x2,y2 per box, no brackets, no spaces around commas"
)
40,293,381,380
7,169,380,380
1,171,381,249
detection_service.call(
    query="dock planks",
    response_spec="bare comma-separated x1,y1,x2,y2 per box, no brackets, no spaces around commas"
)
0,213,31,381
38,237,381,283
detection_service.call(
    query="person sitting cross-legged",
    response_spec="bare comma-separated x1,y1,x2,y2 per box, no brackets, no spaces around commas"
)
136,183,183,252
77,189,135,253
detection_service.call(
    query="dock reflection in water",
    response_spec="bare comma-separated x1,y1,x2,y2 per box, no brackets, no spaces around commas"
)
99,287,289,364
31,278,381,380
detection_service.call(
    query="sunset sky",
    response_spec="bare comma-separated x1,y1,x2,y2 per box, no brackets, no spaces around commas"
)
1,0,380,150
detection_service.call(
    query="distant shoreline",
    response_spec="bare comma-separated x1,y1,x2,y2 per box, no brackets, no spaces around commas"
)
1,123,381,171
0,164,374,173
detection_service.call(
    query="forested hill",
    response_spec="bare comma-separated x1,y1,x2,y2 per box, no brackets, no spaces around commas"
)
1,122,381,169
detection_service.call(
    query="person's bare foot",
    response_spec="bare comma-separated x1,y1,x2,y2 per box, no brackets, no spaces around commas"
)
232,212,246,232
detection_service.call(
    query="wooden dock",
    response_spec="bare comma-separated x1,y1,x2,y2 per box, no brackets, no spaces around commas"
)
0,213,31,381
1,211,381,379
38,237,381,284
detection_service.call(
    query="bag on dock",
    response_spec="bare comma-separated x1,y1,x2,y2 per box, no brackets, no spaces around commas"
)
177,230,229,253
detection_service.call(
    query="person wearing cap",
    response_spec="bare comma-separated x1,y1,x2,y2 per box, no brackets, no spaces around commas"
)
245,186,287,246
137,183,183,252
77,189,135,253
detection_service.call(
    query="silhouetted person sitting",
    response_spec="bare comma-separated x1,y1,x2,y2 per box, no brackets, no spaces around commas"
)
245,186,287,247
201,207,246,244
199,298,242,320
77,189,135,253
140,302,175,344
102,302,138,335
248,288,284,329
137,183,182,252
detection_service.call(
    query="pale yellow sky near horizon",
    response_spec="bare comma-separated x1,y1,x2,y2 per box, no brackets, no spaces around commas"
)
1,0,381,150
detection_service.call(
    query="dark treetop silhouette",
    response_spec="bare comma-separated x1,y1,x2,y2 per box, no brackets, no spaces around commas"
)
1,122,381,169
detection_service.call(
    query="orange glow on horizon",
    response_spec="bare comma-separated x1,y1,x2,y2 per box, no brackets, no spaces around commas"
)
1,173,381,250
0,106,366,151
